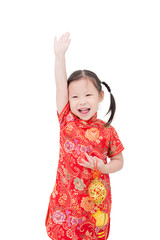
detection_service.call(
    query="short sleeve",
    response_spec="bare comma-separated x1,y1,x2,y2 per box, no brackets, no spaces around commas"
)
57,102,70,127
107,126,124,158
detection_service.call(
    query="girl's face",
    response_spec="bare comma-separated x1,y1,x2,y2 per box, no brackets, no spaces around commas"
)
68,78,104,120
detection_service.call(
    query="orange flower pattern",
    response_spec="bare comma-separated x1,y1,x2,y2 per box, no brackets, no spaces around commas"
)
45,102,124,240
85,128,100,141
80,196,95,212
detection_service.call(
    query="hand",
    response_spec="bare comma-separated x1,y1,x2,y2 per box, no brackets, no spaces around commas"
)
79,153,106,174
54,32,71,56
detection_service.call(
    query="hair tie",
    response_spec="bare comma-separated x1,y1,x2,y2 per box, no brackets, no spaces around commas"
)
101,81,111,93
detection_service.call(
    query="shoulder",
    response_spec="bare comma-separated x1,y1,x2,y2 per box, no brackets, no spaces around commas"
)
95,119,122,140
95,119,115,137
57,102,76,127
96,118,115,131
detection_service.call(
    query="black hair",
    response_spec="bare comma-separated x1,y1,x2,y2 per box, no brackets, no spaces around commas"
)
67,70,116,127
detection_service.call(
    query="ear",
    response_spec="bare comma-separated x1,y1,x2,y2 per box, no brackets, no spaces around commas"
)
99,91,104,103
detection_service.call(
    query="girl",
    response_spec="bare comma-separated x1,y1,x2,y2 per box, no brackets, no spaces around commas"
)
45,32,124,240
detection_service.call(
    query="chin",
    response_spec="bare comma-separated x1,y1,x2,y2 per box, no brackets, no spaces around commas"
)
79,114,91,121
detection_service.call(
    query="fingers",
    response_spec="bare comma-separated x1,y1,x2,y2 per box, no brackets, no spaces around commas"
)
79,153,96,170
59,33,71,46
54,32,71,55
84,153,94,165
80,159,91,168
63,32,70,41
85,153,96,163
66,38,71,50
84,154,102,169
58,32,70,42
79,154,105,173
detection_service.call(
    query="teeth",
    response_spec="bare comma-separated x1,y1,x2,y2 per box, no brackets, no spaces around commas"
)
78,108,90,111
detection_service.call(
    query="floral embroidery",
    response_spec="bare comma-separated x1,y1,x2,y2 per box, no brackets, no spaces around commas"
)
77,156,84,165
75,145,81,155
65,124,73,134
85,128,100,141
58,193,67,206
51,184,58,198
66,215,72,227
66,209,71,215
82,237,91,240
51,190,58,198
53,210,66,224
96,139,100,144
74,204,82,214
78,218,83,224
61,165,71,180
71,217,78,225
74,177,86,190
66,228,75,238
81,169,92,179
58,165,70,185
108,144,117,156
81,145,86,152
61,177,67,184
64,140,75,153
85,230,93,238
90,205,98,214
68,155,76,167
86,146,92,152
57,227,65,238
71,197,78,206
80,196,94,211
82,216,86,221
66,112,75,122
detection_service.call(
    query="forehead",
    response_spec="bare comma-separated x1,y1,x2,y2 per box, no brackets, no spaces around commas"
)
68,78,97,93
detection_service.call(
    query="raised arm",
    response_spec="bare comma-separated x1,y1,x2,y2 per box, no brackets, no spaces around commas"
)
54,32,71,115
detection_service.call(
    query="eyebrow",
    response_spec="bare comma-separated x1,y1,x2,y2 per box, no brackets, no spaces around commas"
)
70,91,93,96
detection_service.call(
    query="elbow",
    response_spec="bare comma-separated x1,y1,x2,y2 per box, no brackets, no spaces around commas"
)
120,154,124,170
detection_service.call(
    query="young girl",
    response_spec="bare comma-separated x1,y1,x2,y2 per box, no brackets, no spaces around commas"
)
45,32,124,240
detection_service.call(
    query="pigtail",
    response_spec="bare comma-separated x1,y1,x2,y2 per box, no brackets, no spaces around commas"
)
101,81,116,127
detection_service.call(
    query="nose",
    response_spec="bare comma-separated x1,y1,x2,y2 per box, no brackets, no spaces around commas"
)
79,97,87,105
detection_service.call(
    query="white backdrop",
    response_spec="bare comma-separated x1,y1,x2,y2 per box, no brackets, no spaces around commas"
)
0,0,160,239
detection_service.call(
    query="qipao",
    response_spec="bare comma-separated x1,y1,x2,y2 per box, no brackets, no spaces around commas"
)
45,102,124,240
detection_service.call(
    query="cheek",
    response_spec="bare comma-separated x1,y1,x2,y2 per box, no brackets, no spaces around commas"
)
69,100,76,111
91,98,99,106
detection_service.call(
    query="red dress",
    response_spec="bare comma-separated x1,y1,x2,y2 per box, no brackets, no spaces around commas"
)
45,102,124,240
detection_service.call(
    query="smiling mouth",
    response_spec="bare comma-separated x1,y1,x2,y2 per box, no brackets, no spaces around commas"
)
78,108,91,114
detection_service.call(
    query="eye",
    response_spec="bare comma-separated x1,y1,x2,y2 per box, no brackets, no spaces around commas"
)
86,94,92,96
72,96,78,98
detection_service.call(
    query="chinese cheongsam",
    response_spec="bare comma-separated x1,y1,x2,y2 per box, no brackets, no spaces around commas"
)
45,102,124,240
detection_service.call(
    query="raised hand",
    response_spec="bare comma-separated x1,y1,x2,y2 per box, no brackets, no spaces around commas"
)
54,32,71,56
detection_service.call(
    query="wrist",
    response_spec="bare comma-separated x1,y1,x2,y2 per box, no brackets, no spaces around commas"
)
101,164,109,174
55,53,66,59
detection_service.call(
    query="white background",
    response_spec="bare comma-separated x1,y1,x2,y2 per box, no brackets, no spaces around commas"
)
0,0,160,239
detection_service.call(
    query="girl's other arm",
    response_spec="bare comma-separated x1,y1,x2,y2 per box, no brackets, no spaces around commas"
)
104,152,124,174
54,32,71,115
80,152,124,174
